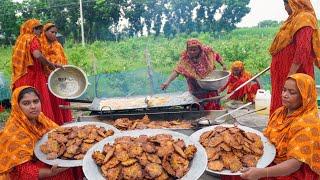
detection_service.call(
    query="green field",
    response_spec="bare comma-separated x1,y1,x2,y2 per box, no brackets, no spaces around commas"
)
1,27,277,77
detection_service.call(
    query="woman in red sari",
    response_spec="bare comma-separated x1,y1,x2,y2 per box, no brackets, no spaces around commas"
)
11,19,61,122
161,38,226,110
220,61,260,102
0,86,75,180
39,23,72,125
269,0,320,114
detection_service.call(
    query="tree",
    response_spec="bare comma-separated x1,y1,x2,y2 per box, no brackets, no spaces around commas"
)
0,0,21,45
258,20,279,28
217,0,250,32
194,0,224,32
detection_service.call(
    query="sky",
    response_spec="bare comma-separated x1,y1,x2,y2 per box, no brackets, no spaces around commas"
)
12,0,320,28
237,0,320,27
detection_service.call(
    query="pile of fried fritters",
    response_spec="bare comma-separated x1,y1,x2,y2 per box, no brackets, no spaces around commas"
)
199,126,264,172
92,134,197,179
40,125,114,160
113,115,193,130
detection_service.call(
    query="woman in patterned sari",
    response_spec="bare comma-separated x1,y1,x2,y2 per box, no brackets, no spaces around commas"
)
220,61,260,103
11,19,61,121
269,0,320,114
160,38,226,110
240,73,320,179
0,86,75,180
39,23,72,125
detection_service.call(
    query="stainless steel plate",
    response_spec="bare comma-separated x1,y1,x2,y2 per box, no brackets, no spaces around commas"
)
190,124,276,176
34,122,120,167
82,129,208,180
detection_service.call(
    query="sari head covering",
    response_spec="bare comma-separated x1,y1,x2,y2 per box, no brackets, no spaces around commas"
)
175,38,216,79
230,60,251,78
187,38,202,48
39,23,67,75
12,19,42,86
264,73,320,175
269,0,320,67
0,86,57,175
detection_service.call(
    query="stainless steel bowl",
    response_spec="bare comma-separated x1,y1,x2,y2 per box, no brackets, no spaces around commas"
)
48,65,88,99
197,70,230,90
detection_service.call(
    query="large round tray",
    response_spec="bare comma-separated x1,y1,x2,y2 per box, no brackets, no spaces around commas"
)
34,121,120,167
190,124,276,175
83,129,207,180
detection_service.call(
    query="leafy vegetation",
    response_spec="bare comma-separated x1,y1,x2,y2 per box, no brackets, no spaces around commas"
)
0,0,250,43
1,26,277,78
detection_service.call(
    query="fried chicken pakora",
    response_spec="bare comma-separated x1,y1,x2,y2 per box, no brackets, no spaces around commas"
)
40,125,114,160
113,115,193,130
199,126,264,173
92,134,197,179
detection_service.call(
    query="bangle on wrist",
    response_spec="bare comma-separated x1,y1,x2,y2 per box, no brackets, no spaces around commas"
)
266,168,269,179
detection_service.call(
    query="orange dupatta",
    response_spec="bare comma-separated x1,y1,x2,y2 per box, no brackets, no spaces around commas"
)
222,61,251,92
269,0,320,67
11,19,41,86
0,86,58,178
264,73,320,175
39,23,68,75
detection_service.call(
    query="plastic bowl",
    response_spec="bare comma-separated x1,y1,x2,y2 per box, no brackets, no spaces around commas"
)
196,70,230,90
48,65,88,99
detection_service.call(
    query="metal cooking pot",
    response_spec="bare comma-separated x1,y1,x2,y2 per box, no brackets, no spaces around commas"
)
48,65,89,99
197,70,230,90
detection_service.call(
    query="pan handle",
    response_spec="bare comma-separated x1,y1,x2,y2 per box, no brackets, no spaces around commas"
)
58,105,89,111
215,102,253,123
198,94,225,103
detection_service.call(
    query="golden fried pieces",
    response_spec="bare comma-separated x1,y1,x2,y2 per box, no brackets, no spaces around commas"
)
156,141,174,157
184,145,197,160
145,163,163,178
105,166,122,180
122,163,143,179
242,154,259,167
206,147,220,161
208,160,224,171
92,151,105,165
40,125,114,160
93,134,196,179
121,158,137,166
113,115,193,130
200,126,264,173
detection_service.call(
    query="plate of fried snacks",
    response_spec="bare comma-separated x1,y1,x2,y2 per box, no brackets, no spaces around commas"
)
35,122,120,167
190,124,276,175
113,115,193,130
83,129,207,180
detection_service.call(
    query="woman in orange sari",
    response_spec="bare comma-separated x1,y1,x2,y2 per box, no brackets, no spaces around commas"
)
11,19,61,121
269,0,320,114
0,86,75,180
239,73,320,179
220,61,260,102
39,23,72,125
160,38,226,110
